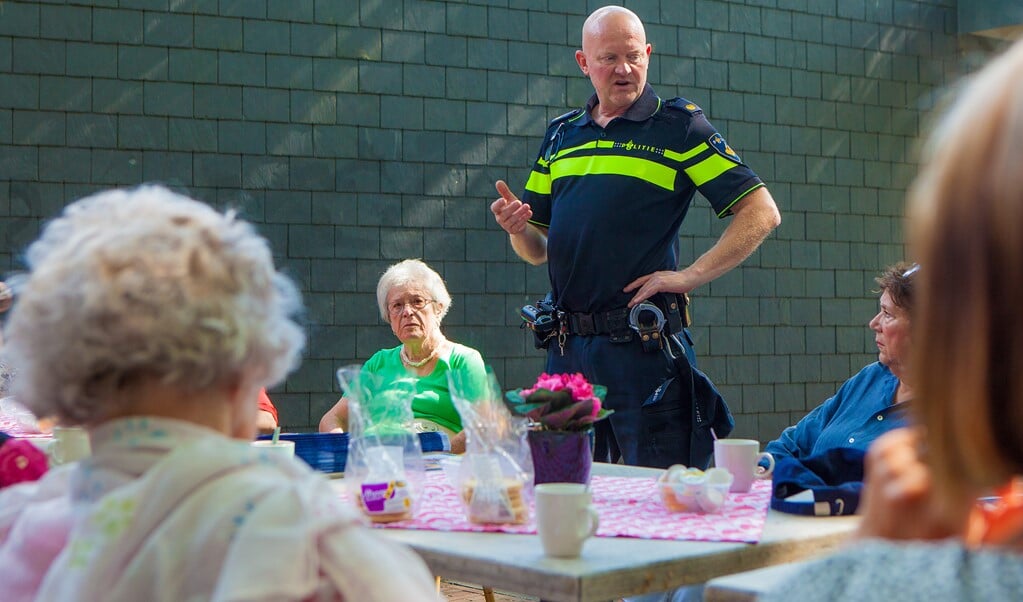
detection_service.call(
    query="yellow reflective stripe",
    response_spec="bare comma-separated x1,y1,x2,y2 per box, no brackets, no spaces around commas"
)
524,169,551,195
665,142,708,163
551,140,600,161
551,155,676,191
684,153,738,186
716,183,765,218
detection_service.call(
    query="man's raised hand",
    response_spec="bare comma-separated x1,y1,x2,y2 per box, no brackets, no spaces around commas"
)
491,180,533,235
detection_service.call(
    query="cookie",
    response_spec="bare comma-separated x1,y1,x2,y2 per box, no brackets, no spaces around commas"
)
461,477,528,524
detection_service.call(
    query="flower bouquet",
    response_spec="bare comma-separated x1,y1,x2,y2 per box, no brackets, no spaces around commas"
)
504,373,613,431
505,373,613,484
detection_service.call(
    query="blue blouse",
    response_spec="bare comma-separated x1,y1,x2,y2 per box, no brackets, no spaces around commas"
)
766,362,908,463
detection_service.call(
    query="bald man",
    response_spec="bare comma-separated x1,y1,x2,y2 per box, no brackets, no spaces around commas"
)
491,6,780,469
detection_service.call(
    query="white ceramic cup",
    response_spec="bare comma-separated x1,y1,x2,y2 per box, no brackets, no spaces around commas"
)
535,483,600,558
714,439,774,493
251,439,296,458
49,426,92,465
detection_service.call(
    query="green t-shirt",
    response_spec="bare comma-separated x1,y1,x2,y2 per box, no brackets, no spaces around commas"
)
363,343,486,433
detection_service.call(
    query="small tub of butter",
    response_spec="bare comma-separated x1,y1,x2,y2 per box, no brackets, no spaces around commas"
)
657,465,734,513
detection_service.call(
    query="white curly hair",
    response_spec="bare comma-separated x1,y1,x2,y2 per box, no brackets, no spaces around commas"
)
375,259,452,322
3,185,305,425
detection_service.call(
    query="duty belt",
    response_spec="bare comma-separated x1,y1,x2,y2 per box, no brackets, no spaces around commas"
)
562,294,689,349
565,308,630,338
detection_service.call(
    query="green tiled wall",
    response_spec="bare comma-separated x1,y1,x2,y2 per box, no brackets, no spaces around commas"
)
0,0,969,439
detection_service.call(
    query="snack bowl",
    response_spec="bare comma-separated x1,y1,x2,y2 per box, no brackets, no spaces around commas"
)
657,465,734,513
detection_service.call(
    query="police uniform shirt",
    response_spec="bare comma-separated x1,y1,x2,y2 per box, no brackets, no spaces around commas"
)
521,84,764,314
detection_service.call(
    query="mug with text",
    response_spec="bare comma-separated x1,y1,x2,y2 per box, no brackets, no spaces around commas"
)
534,482,600,558
713,439,774,493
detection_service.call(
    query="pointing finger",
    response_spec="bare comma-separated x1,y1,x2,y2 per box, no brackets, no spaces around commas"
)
495,180,519,203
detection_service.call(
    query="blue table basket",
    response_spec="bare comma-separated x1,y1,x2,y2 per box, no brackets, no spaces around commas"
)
256,431,448,474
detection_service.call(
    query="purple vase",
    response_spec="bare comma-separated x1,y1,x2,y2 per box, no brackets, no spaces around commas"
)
527,429,593,486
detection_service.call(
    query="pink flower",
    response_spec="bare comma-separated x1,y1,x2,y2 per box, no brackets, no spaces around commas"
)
508,372,611,431
564,373,594,402
521,373,559,398
0,439,48,488
524,373,598,402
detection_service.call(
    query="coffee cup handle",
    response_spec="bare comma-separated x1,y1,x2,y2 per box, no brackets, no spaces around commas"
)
580,505,599,539
755,452,775,478
49,438,65,465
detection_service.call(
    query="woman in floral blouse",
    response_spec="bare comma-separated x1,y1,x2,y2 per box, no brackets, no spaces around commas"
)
0,186,439,602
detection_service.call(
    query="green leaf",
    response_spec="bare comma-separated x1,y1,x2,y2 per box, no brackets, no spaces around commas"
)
557,405,615,430
503,381,613,431
504,389,526,405
541,399,594,430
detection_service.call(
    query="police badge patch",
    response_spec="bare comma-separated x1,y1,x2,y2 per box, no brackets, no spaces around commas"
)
708,133,742,163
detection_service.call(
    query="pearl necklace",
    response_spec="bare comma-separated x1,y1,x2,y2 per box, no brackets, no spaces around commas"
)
400,346,437,368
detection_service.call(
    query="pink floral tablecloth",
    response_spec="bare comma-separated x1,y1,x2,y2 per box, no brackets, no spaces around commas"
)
0,414,50,439
339,471,772,544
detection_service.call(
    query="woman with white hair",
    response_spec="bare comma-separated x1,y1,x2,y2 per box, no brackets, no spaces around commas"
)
0,186,439,601
318,259,486,454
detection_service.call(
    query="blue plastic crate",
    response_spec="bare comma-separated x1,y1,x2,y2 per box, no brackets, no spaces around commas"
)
256,431,447,474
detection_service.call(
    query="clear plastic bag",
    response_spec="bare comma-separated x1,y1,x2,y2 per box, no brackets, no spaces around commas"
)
448,367,533,524
0,396,42,434
337,364,425,523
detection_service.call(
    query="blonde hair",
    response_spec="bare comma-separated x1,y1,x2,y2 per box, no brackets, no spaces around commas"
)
375,259,452,322
3,185,305,425
908,39,1023,501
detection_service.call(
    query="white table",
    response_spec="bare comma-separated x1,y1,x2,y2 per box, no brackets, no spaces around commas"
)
343,463,858,602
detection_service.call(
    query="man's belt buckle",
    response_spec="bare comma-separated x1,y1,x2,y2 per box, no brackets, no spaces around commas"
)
629,302,666,342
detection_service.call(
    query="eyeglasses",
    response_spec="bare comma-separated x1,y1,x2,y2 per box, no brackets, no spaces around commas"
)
388,296,436,316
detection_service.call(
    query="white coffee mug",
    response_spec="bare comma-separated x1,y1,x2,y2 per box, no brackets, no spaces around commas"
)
534,483,600,558
714,439,774,493
49,426,92,465
251,439,296,458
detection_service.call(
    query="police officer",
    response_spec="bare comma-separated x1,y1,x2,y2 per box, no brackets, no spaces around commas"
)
491,6,781,469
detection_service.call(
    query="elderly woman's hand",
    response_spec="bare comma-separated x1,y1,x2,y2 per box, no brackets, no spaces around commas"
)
857,427,971,541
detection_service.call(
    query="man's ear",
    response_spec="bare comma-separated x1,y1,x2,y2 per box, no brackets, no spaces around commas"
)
575,49,588,75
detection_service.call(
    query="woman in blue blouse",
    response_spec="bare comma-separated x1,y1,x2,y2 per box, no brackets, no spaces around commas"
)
764,40,1023,600
763,262,916,512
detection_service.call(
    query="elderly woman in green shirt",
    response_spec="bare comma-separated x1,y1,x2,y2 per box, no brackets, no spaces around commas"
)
318,259,486,453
